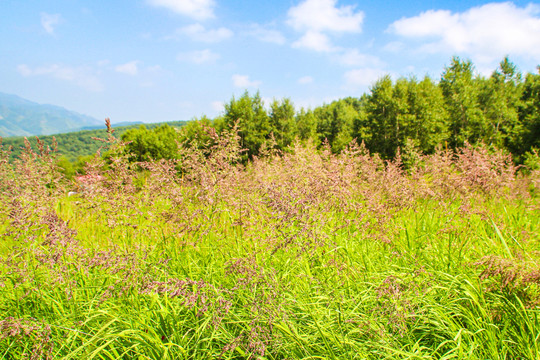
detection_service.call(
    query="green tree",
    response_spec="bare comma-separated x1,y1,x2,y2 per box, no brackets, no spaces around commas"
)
517,67,540,157
56,155,75,179
406,76,449,153
351,95,371,145
296,108,318,142
177,115,216,149
327,99,360,152
363,75,449,158
311,99,360,152
364,75,398,158
223,91,270,159
269,98,297,150
121,124,181,162
478,57,523,149
440,57,487,148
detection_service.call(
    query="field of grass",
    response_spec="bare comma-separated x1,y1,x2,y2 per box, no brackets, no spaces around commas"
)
1,130,539,359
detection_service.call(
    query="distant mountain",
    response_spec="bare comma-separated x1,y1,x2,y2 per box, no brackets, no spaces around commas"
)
0,92,102,137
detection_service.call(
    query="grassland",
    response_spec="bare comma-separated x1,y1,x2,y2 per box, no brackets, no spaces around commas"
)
0,130,539,359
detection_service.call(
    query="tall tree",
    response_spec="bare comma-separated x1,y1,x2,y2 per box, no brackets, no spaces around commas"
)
295,108,318,142
517,68,540,156
223,91,270,159
328,99,360,152
269,98,297,150
406,76,449,153
478,57,523,149
364,75,399,158
440,57,486,148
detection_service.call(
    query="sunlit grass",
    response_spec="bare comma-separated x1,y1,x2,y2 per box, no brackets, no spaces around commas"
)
1,136,539,359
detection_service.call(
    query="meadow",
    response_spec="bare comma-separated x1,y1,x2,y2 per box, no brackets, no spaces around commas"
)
0,128,539,359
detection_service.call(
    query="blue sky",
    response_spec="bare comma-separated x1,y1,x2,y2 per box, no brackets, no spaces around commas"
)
1,0,540,124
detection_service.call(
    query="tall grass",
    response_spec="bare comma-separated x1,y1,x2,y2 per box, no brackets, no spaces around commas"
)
0,128,539,359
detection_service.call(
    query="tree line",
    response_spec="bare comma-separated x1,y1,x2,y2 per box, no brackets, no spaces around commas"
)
121,57,539,168
2,57,539,175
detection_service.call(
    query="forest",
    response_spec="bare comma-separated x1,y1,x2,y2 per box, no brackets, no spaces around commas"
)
116,57,539,169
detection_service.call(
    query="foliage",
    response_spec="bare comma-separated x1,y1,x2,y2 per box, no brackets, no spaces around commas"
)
223,91,270,160
517,68,540,158
121,124,182,162
269,98,297,150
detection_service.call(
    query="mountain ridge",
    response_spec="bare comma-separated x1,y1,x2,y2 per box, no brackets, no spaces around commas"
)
0,92,102,137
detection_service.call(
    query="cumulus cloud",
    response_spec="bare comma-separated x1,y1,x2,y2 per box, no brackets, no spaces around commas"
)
177,49,220,64
292,31,336,52
287,0,364,33
176,23,233,42
232,74,261,88
287,0,364,52
115,61,139,75
388,2,540,63
344,68,387,89
147,0,215,20
17,64,103,92
40,13,61,34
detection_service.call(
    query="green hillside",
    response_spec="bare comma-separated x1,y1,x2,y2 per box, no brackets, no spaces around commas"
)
1,120,188,162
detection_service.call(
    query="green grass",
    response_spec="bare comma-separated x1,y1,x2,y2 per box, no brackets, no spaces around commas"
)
1,141,539,359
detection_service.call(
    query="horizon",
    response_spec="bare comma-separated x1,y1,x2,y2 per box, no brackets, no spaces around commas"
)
1,0,540,124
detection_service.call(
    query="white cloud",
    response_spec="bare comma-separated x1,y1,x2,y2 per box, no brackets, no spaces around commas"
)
247,24,286,45
115,61,139,76
388,2,540,63
298,76,314,84
390,10,457,38
177,49,220,64
337,49,383,67
176,23,233,42
147,0,215,20
287,0,364,33
17,64,103,92
292,31,335,52
287,0,364,53
344,68,387,88
40,13,61,34
232,74,261,88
